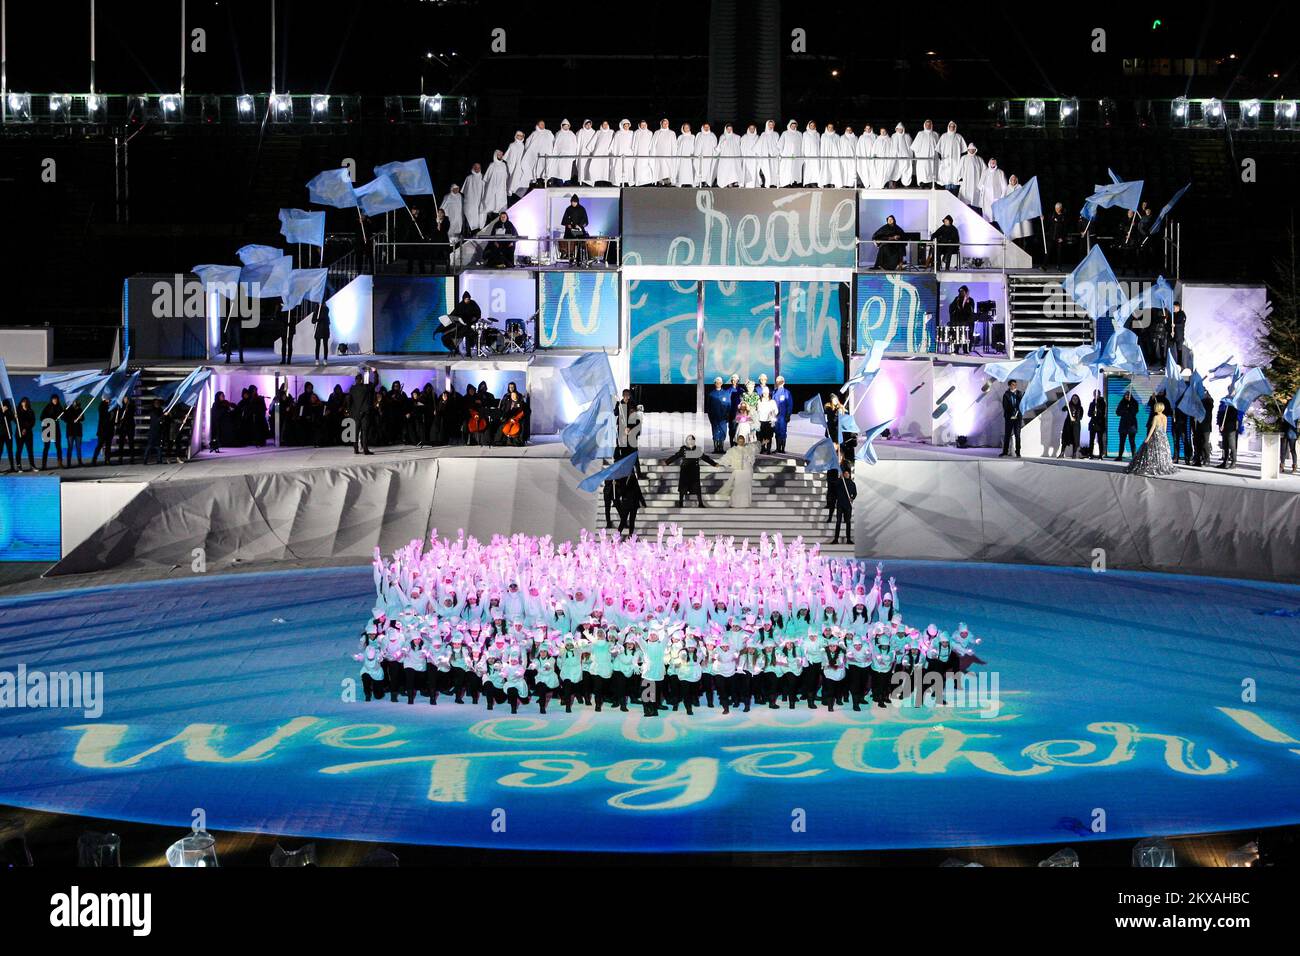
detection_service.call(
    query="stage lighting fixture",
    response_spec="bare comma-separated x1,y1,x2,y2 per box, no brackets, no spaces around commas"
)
311,94,330,124
77,831,122,867
1278,100,1298,130
1134,99,1155,128
236,94,256,122
271,93,294,123
1171,96,1189,128
84,93,106,123
165,830,219,867
200,94,221,124
384,95,404,123
1038,847,1080,867
1202,98,1224,128
1024,98,1044,128
126,94,149,126
421,93,443,124
1131,837,1176,867
1059,97,1079,128
1098,97,1117,128
988,99,1009,128
48,93,72,121
5,92,33,122
1239,99,1261,130
159,93,183,122
338,94,359,123
1225,841,1259,867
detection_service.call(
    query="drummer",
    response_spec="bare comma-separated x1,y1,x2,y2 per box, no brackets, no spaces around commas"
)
443,291,482,356
560,194,589,265
482,211,519,268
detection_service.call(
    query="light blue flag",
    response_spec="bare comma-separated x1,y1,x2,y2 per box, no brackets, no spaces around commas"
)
1230,367,1273,415
563,400,615,470
561,352,617,405
240,255,293,300
1150,183,1191,235
1093,327,1148,375
1022,348,1080,412
1051,344,1096,381
157,367,214,414
106,370,140,407
236,244,285,266
0,357,14,406
1283,390,1300,429
374,159,434,196
1117,275,1175,321
1177,371,1209,422
1063,245,1127,320
1164,349,1183,391
803,436,839,473
355,174,407,217
281,268,329,311
984,346,1045,384
307,168,358,209
192,264,243,299
278,208,326,248
854,420,892,466
1107,168,1123,184
1209,357,1238,381
842,338,888,404
990,175,1043,232
801,394,827,428
578,452,638,493
837,411,860,443
1081,179,1144,219
36,368,111,401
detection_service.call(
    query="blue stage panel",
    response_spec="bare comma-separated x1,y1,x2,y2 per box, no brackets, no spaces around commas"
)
1106,373,1175,461
0,476,60,562
0,562,1297,852
701,281,776,383
371,275,457,353
629,279,699,384
536,271,619,349
779,281,845,383
855,273,937,354
9,375,102,461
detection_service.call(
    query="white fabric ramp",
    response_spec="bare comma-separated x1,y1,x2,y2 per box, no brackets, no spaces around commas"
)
854,460,1300,582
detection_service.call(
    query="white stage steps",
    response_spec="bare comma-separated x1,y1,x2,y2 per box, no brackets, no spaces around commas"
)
599,456,855,556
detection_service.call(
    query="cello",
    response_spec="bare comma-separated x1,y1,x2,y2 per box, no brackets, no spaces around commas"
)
500,406,525,442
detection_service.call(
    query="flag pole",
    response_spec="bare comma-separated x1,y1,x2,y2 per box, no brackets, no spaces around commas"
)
404,201,426,240
1040,215,1047,256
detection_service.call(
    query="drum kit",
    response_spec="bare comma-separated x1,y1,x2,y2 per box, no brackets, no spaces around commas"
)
936,325,971,354
458,316,533,356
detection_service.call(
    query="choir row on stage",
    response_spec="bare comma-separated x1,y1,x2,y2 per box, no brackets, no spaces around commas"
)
351,529,984,714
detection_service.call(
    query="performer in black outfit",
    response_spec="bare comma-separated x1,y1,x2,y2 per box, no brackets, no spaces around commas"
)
948,285,976,355
91,397,114,465
559,194,589,264
664,436,717,508
1114,389,1140,460
64,397,85,467
1193,394,1214,467
312,307,330,363
482,211,518,268
999,380,1023,457
830,462,857,545
348,373,375,455
15,398,37,470
872,215,906,270
930,215,959,270
0,398,16,472
614,470,647,536
1216,397,1241,469
39,395,65,469
1086,389,1108,459
443,292,481,356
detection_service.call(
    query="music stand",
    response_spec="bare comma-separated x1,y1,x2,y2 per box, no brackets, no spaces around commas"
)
974,300,997,356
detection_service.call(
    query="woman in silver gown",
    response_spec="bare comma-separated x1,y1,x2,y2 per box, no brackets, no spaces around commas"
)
1126,399,1180,477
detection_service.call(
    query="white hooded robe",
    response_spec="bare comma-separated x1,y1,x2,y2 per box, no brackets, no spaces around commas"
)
855,130,876,189
575,122,597,185
632,125,655,186
612,121,635,186
504,134,529,196
911,126,941,185
461,169,485,231
801,125,822,185
548,122,578,183
957,149,985,205
674,132,696,186
869,130,892,189
937,129,967,187
651,123,678,182
521,125,554,185
840,130,858,187
482,156,509,219
716,130,743,187
978,162,1009,220
890,127,914,186
694,129,719,185
588,124,615,185
778,123,803,186
758,122,781,186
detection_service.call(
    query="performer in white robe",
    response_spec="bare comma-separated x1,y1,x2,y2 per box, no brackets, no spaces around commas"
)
548,119,578,184
978,157,1009,220
937,121,967,190
482,150,509,219
588,121,615,185
801,121,822,186
674,124,696,186
957,143,985,207
504,130,529,198
651,118,677,184
911,119,940,187
575,120,597,186
440,184,464,237
778,120,803,187
715,124,743,187
855,127,876,189
717,438,757,508
740,124,762,187
612,119,635,186
869,128,892,189
521,121,553,186
818,124,843,187
1002,175,1032,239
840,126,858,187
694,123,719,186
758,120,781,187
632,121,655,186
889,123,914,187
461,164,485,232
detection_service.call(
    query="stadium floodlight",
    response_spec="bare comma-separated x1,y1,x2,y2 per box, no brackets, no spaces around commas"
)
126,94,149,126
5,92,33,122
988,99,1009,128
421,93,443,124
384,95,404,123
338,95,359,123
1277,100,1298,130
1024,98,1045,128
200,95,221,124
159,94,183,122
1171,96,1189,128
84,93,106,123
1202,98,1224,128
1132,837,1176,868
310,94,330,124
236,94,256,123
271,93,294,123
48,93,72,121
1059,97,1079,128
1238,99,1261,129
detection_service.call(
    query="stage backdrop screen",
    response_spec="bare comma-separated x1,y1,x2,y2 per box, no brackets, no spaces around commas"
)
779,280,845,383
702,281,776,383
537,271,619,349
372,276,457,353
629,279,699,384
8,374,102,461
0,475,60,561
855,273,937,354
1106,373,1174,460
622,187,858,268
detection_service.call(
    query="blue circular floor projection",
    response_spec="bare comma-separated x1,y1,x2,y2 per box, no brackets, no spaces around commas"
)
1,562,1298,853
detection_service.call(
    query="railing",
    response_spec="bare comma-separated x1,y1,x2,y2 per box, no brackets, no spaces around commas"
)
527,151,947,188
856,238,1024,273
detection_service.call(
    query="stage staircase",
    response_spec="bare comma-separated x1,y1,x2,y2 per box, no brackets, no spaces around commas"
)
1006,272,1094,357
599,455,855,557
127,369,198,459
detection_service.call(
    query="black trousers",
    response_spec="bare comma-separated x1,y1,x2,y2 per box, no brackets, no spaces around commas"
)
832,505,853,542
41,424,64,468
1221,430,1238,467
0,434,14,469
801,663,823,705
1087,427,1108,458
314,335,329,362
16,431,35,468
1001,419,1022,455
617,504,639,536
1115,430,1137,459
361,673,381,701
848,666,870,707
65,428,83,465
608,672,628,708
